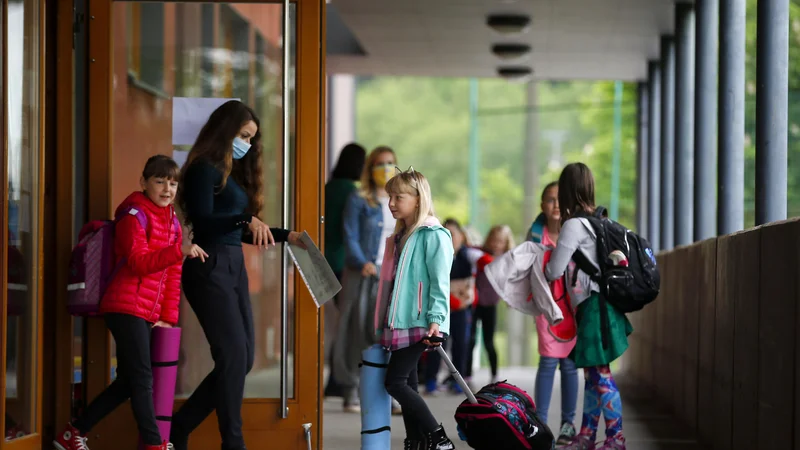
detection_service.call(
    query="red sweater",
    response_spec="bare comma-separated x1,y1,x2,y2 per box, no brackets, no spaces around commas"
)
99,192,183,324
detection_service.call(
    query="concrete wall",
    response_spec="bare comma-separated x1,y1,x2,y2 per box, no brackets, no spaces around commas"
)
623,218,800,449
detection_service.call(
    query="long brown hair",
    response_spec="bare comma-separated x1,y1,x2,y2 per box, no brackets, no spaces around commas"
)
359,146,397,207
557,162,596,223
177,100,264,220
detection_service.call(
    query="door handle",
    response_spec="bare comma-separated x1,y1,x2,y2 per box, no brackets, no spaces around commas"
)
279,0,291,420
303,423,313,450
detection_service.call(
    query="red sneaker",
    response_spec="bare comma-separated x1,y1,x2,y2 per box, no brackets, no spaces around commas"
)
144,442,174,450
53,423,89,450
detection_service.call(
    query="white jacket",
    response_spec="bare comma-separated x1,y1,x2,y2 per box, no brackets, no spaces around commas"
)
484,241,563,325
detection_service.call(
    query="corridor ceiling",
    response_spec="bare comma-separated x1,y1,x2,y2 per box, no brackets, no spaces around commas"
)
326,0,677,81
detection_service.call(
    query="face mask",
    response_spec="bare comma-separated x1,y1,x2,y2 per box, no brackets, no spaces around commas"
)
372,164,397,187
232,137,251,160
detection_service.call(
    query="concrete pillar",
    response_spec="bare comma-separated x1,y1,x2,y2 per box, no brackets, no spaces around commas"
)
755,0,789,224
636,82,649,237
647,61,662,251
718,0,746,234
660,36,676,250
674,4,695,246
694,0,718,241
508,80,539,367
327,75,357,180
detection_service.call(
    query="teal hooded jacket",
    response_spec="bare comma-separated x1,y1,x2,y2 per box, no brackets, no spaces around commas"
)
374,216,454,336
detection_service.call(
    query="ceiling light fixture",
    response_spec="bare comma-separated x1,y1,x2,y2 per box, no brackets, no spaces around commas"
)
486,14,532,35
497,66,533,82
491,43,532,60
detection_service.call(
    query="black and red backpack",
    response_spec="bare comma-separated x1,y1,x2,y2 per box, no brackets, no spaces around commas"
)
454,381,554,450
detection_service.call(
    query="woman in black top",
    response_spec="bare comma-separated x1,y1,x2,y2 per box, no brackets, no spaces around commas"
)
170,100,302,450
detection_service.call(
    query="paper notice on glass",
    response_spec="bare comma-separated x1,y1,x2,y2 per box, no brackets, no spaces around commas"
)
172,149,189,168
172,97,239,146
287,231,342,308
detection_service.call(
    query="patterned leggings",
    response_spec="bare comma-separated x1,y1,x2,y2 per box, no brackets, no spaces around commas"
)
579,366,623,440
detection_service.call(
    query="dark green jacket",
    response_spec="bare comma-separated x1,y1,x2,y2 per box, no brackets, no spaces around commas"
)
325,178,358,274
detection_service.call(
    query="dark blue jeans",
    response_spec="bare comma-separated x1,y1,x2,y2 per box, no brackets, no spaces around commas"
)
425,308,471,387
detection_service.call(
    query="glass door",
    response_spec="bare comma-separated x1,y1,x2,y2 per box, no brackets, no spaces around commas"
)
3,0,44,447
84,0,324,448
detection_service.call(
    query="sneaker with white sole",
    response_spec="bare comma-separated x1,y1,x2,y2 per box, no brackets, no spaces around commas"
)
53,423,89,450
556,422,577,445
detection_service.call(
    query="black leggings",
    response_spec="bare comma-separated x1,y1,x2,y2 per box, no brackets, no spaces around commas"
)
74,313,161,445
171,245,254,450
466,305,498,378
385,343,440,439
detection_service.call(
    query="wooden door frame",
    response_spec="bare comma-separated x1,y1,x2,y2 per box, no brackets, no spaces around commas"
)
49,0,78,442
1,0,49,447
0,0,8,444
81,0,326,448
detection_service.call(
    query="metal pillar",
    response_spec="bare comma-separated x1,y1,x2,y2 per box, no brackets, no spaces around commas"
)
660,36,676,250
636,82,649,237
647,61,662,251
694,0,718,241
468,79,480,231
718,0,746,234
755,0,789,225
610,81,624,221
674,4,695,247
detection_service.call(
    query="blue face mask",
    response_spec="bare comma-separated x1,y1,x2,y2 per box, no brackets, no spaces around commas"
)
232,137,251,160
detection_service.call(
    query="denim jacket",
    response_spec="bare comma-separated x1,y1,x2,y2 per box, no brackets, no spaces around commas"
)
343,190,384,269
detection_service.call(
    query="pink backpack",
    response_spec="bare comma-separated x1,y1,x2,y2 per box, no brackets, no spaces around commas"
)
66,207,179,316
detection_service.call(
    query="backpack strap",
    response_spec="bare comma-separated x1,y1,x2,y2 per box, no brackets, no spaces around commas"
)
571,250,601,285
106,207,148,282
115,207,180,242
171,213,181,244
593,206,607,219
115,206,149,234
527,213,547,243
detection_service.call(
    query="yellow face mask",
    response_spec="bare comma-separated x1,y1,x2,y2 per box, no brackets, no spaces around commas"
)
372,164,397,187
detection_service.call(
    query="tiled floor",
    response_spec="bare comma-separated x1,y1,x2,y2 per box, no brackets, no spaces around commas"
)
322,366,705,450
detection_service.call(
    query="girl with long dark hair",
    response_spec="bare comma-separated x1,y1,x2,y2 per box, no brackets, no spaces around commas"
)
545,163,631,450
170,100,303,450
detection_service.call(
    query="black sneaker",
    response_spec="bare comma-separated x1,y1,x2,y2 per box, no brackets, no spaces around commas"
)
404,438,423,450
556,422,577,446
425,425,455,450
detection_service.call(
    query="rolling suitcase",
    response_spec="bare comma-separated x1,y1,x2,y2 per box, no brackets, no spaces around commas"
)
431,339,554,450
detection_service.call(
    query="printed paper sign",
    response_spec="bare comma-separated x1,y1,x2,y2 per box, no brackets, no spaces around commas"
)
172,97,239,146
287,231,342,308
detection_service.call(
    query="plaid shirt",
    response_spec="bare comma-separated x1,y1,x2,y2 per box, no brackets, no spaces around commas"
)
379,231,436,351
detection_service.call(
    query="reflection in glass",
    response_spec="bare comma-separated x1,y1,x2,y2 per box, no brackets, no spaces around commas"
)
5,0,40,440
109,2,296,399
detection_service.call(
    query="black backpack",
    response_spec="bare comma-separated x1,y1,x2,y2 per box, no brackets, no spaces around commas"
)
571,207,660,314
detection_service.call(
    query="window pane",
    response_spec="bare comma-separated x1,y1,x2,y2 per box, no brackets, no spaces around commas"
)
109,2,297,400
6,0,41,439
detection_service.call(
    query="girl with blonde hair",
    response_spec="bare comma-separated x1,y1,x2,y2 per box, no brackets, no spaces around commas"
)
375,168,456,450
335,146,400,413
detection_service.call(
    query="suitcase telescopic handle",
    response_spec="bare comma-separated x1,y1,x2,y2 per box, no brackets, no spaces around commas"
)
428,340,479,404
